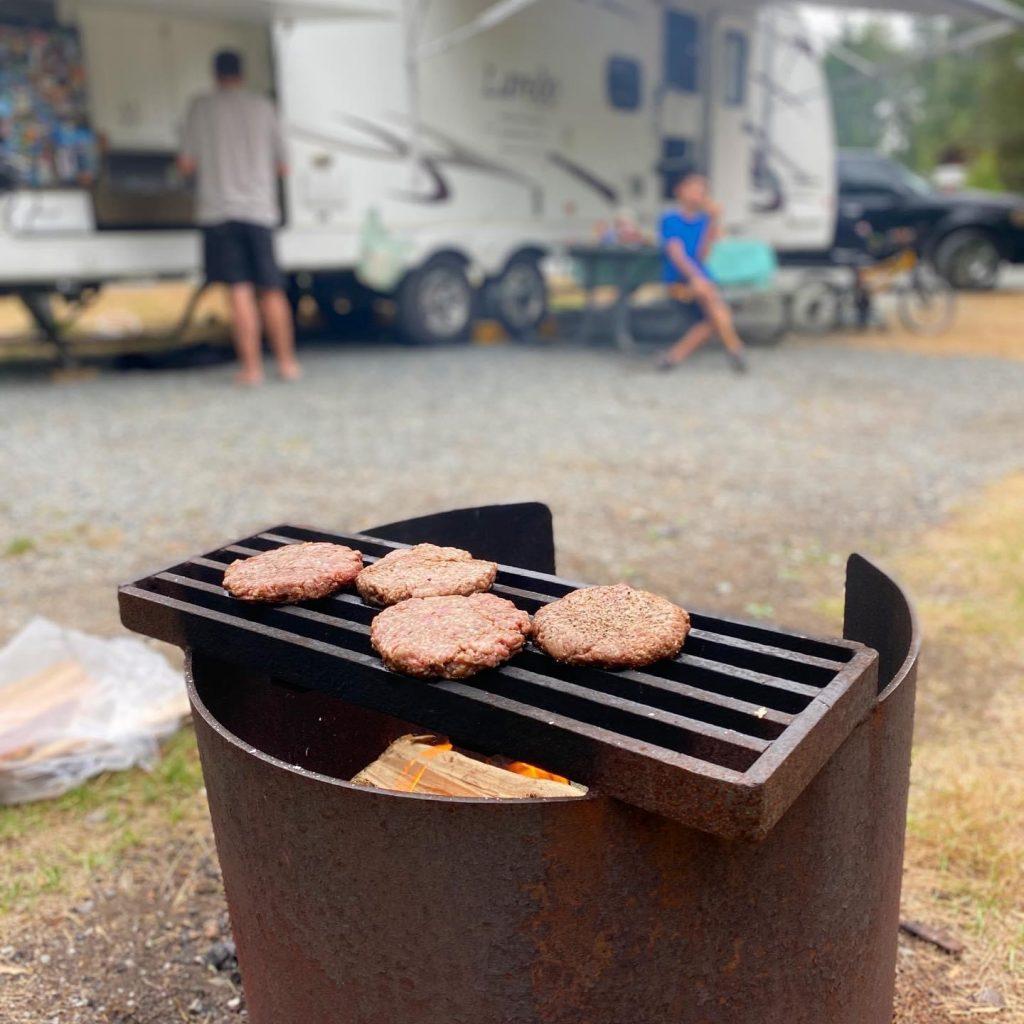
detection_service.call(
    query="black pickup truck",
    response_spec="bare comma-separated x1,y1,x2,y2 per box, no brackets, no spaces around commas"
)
836,149,1024,289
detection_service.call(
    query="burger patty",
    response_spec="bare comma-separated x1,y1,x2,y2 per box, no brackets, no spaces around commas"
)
222,542,363,603
356,543,498,606
532,583,690,670
370,593,532,680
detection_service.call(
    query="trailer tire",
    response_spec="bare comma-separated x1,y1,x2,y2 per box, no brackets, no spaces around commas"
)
492,257,548,339
397,256,474,345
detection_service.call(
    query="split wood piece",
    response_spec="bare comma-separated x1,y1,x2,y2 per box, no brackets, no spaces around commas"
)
899,919,965,956
0,658,189,765
0,660,95,762
352,734,589,799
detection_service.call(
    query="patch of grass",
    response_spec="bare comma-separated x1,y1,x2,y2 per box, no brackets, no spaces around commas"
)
3,536,35,557
0,727,206,917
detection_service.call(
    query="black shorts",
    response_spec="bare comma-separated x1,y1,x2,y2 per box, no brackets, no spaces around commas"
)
202,220,284,290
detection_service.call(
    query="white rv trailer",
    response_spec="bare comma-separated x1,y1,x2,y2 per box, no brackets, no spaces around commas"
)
0,0,1019,347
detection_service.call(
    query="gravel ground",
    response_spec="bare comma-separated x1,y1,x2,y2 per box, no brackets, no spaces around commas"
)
2,340,1024,644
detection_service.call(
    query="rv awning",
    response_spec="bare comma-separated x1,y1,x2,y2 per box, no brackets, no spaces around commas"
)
54,0,398,21
800,0,1024,25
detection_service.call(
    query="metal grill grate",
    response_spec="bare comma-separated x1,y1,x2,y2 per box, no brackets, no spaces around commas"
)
119,525,879,840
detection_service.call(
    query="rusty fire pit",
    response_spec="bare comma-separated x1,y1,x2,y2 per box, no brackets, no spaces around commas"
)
122,503,919,1024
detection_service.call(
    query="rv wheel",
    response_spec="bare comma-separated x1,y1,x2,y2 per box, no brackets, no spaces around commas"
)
493,257,548,339
397,257,474,345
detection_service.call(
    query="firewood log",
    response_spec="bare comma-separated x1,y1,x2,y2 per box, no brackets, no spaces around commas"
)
352,735,587,799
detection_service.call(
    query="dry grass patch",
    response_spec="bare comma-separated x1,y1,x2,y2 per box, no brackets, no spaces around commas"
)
893,474,1024,1017
824,290,1024,362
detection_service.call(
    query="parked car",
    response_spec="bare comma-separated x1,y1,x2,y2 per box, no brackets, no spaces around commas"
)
835,149,1024,289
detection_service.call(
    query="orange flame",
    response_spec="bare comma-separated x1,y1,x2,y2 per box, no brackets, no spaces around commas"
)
505,761,569,785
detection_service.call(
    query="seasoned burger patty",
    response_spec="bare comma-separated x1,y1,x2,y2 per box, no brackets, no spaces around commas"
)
356,543,498,606
371,593,532,680
532,583,690,670
222,542,363,603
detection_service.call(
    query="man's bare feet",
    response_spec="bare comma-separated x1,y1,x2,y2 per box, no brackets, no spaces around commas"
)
278,360,303,382
235,368,265,387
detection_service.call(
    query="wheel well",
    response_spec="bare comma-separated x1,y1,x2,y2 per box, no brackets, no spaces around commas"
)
932,224,1002,261
503,246,547,270
421,248,471,269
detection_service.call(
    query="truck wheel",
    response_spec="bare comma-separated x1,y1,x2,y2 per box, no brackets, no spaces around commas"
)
397,257,474,345
492,257,548,339
934,229,1001,291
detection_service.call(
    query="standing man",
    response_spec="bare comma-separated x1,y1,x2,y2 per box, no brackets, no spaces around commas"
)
179,49,300,385
656,172,748,373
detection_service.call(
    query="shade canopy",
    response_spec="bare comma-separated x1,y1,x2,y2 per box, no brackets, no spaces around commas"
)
800,0,1024,25
42,0,1024,24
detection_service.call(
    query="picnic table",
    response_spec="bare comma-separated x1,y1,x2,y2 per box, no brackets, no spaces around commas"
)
568,243,789,349
568,244,662,350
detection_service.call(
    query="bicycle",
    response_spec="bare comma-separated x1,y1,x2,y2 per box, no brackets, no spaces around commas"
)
791,228,957,337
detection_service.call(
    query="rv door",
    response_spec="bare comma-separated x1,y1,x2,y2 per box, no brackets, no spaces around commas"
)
657,7,703,200
746,7,835,252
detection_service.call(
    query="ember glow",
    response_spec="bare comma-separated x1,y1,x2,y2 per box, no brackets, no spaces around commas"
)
504,761,569,785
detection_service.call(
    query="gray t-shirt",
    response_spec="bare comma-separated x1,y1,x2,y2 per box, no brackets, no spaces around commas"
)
181,88,286,227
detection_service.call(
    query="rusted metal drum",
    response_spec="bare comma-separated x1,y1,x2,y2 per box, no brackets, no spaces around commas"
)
188,508,919,1024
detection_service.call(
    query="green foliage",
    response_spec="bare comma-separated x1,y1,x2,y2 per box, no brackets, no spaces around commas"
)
967,149,1004,192
824,21,902,152
824,12,1024,194
984,29,1024,192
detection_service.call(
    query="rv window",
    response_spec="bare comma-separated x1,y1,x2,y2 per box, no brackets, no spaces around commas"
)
607,57,643,111
664,11,700,93
723,31,748,107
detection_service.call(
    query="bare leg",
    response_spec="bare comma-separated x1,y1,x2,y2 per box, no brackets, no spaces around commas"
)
658,319,714,368
259,288,301,380
229,283,263,386
701,294,746,356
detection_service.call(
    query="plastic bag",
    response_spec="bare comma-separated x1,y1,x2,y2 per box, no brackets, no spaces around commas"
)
0,617,188,804
355,206,410,292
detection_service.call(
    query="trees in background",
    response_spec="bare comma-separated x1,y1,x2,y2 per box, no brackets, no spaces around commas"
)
824,9,1024,191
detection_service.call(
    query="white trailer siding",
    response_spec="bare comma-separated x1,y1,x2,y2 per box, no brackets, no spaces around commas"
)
0,0,817,287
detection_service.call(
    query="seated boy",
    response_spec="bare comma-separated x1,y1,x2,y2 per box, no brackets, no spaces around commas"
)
657,173,748,373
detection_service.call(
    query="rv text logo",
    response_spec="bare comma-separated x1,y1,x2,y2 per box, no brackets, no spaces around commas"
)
483,64,560,107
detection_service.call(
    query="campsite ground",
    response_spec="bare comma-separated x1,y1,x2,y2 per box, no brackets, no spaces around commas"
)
1,293,1023,1022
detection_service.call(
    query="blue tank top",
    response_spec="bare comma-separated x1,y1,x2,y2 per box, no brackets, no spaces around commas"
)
660,210,712,283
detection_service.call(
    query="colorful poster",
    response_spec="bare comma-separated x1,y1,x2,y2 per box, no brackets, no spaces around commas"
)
0,23,97,188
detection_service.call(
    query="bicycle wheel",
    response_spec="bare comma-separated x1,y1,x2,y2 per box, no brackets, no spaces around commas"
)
897,266,957,335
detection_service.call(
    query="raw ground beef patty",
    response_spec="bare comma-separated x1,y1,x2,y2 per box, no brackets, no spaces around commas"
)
222,542,363,603
370,593,532,680
532,583,690,670
356,543,498,606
